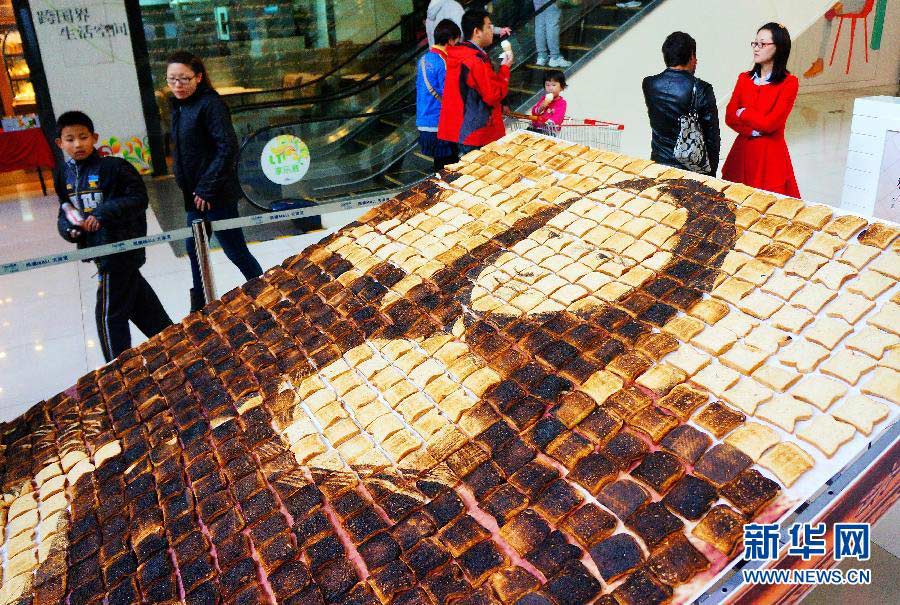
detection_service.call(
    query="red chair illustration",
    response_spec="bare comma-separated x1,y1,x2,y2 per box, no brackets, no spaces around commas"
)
829,0,876,74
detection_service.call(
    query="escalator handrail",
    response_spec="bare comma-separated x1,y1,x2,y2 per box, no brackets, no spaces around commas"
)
225,0,487,106
228,0,564,115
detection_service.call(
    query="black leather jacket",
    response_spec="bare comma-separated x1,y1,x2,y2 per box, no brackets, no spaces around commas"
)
171,86,244,210
642,68,720,175
55,152,148,273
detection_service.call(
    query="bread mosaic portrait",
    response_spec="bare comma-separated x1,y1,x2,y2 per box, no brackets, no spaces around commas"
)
0,131,896,605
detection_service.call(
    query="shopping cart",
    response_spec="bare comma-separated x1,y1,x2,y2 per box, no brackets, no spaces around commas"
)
504,112,624,152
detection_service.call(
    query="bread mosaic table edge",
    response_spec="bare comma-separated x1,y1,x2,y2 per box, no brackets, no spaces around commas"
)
1,131,897,605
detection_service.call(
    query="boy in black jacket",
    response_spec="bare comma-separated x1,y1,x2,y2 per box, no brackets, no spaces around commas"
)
55,111,173,362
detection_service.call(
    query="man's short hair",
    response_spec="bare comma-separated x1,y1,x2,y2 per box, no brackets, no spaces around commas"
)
56,111,95,137
434,19,462,45
662,31,696,67
461,9,490,41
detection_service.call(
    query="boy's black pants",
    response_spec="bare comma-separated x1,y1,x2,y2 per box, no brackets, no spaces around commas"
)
96,268,173,362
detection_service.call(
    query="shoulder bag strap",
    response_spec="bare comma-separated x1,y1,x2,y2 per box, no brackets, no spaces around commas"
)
420,54,444,102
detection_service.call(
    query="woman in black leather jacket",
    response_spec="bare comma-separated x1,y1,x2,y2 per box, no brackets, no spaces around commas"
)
167,51,263,312
642,32,720,176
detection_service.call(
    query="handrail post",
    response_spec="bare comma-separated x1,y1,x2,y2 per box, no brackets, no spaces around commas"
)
191,219,217,305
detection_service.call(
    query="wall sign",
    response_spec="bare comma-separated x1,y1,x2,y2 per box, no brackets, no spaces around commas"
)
29,0,152,172
261,134,311,185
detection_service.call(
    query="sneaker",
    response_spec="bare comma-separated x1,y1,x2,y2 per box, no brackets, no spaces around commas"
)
535,54,548,66
548,57,572,68
616,1,642,8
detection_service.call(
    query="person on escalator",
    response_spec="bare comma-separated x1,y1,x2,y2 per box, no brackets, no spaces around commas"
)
437,8,512,154
166,50,264,313
417,19,462,171
425,0,512,47
533,0,571,67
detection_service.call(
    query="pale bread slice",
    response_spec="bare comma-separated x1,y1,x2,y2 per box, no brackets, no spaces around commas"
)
868,250,899,279
804,317,853,350
752,364,801,392
837,244,880,270
691,325,738,356
812,262,857,290
779,336,829,374
771,305,815,333
721,377,774,415
762,272,806,300
691,362,740,396
792,282,837,314
804,232,846,258
831,395,889,435
745,325,792,352
796,415,856,457
845,326,899,359
867,303,900,337
847,270,894,299
739,291,784,320
664,344,711,376
756,395,814,432
791,375,848,411
725,422,781,461
721,343,770,375
820,350,877,386
826,293,876,325
860,368,900,405
716,310,759,338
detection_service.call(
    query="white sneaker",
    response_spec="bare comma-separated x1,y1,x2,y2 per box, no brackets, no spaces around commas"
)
535,54,548,66
548,57,572,68
616,1,642,8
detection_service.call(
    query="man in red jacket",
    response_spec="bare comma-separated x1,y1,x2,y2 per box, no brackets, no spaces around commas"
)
438,8,513,154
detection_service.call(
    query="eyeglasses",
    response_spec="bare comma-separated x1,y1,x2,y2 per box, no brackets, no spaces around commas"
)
750,41,775,49
166,75,196,86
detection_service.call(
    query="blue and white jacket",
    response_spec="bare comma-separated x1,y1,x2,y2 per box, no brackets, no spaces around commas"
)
416,48,449,132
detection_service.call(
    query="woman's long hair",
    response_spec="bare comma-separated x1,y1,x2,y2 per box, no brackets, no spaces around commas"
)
748,22,791,84
166,50,214,91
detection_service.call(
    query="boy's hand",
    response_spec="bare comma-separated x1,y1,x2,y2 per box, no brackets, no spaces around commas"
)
83,216,101,232
501,52,514,67
194,194,211,211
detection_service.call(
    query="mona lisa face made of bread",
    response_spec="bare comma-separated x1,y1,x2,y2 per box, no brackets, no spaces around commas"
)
2,131,897,605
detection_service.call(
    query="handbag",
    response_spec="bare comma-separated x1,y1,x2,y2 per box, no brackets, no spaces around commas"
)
673,81,711,174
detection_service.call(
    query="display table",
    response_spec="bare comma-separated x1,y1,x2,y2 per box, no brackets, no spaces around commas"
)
0,127,55,194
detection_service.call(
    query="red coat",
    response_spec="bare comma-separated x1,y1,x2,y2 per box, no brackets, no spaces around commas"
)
438,42,510,148
722,72,800,198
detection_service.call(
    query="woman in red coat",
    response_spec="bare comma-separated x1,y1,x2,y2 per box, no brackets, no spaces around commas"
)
722,22,800,197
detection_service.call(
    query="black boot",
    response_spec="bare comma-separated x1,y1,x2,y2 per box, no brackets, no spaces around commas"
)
190,288,206,313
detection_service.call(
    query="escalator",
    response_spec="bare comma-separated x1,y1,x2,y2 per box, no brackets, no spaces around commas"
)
231,0,661,212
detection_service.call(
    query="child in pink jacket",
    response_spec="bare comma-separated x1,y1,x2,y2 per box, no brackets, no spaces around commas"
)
530,70,567,134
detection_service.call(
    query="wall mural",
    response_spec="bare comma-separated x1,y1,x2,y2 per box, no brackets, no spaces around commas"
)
0,132,897,605
803,0,889,79
99,135,153,175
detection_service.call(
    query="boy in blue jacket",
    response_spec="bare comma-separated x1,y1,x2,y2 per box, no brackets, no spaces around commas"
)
55,111,173,362
416,19,462,171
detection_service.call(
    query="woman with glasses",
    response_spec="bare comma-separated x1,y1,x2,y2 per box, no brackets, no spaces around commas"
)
166,51,263,312
722,23,800,197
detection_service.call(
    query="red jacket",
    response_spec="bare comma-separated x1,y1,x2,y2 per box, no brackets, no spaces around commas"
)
438,41,510,147
722,72,800,198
